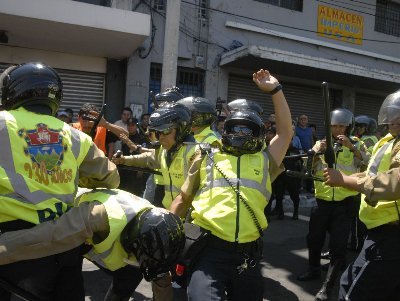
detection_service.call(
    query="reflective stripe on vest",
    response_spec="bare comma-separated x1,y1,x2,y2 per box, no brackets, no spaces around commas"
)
197,152,270,199
0,110,89,214
360,137,400,229
79,189,153,271
314,145,359,201
193,151,270,243
161,144,196,209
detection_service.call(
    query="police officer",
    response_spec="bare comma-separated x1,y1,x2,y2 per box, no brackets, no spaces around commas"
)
0,62,119,300
297,108,369,301
0,188,185,301
177,96,221,147
353,115,378,154
324,90,400,301
227,98,264,117
143,88,184,205
170,69,292,300
113,102,196,301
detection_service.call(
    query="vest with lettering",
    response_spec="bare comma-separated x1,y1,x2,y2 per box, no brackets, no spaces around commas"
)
314,138,361,201
194,127,221,146
359,135,400,229
160,144,196,209
77,189,153,271
192,151,270,243
0,108,92,224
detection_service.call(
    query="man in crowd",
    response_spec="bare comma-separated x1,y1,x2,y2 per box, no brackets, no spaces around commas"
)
113,107,133,151
118,117,149,196
71,103,128,159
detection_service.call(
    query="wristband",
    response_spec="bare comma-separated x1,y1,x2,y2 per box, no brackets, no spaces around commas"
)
136,145,142,152
269,84,282,95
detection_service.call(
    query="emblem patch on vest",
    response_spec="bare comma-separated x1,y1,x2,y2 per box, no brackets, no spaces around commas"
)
19,123,67,176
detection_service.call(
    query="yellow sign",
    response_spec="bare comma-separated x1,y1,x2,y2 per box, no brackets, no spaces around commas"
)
317,5,364,45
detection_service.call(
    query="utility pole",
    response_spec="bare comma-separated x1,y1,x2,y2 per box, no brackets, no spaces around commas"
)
161,0,181,91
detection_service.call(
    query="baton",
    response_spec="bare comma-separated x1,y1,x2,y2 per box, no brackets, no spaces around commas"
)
322,82,335,168
90,104,106,139
117,165,162,175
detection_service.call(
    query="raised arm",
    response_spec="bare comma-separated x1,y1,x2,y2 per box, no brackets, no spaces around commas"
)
253,69,292,166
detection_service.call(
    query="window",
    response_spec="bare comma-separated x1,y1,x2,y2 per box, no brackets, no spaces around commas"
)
254,0,303,12
198,0,208,19
73,0,111,6
375,0,400,37
153,0,166,11
149,63,205,111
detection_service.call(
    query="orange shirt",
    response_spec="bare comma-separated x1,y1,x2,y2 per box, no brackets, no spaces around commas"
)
71,123,107,154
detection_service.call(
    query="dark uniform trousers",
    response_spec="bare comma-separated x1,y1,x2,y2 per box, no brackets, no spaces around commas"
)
339,224,400,301
307,197,353,267
0,220,85,301
187,236,263,301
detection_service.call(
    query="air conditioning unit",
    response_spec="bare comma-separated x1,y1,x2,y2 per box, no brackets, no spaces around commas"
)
195,56,204,68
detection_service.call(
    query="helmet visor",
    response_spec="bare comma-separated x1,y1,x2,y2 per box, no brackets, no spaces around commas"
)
227,125,254,136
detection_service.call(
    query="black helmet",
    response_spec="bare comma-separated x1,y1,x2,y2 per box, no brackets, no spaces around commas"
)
148,103,192,144
154,87,184,108
378,90,400,125
177,96,216,127
222,110,265,156
368,118,377,134
227,99,264,116
1,62,62,116
330,108,354,136
121,207,185,281
355,115,377,135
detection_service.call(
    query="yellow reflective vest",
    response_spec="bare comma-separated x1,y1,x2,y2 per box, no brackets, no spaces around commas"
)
359,135,400,229
361,135,378,154
160,144,196,209
0,108,93,224
77,189,153,271
314,138,361,201
192,151,270,243
194,126,221,147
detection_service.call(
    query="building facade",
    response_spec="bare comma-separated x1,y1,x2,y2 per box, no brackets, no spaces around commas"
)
1,0,400,136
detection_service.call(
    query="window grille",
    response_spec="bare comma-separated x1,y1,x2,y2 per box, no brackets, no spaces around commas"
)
153,0,166,11
375,0,400,37
254,0,303,12
198,0,208,19
148,63,205,110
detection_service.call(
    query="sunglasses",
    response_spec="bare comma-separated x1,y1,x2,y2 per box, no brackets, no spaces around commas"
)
230,126,253,135
149,127,176,136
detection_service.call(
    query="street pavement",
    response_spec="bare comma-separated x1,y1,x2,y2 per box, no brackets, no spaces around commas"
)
82,193,356,300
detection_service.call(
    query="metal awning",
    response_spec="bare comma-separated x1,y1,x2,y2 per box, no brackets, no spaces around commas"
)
0,0,151,59
220,45,400,91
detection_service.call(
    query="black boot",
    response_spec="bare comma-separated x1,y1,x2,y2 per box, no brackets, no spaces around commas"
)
315,259,344,301
297,266,321,281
